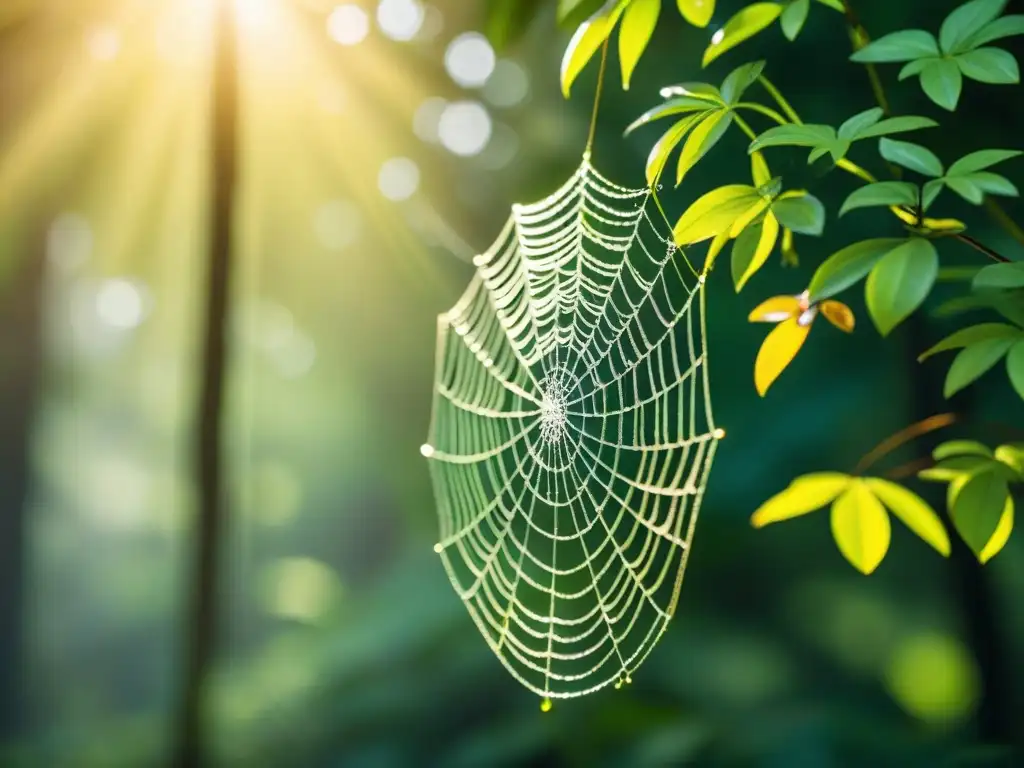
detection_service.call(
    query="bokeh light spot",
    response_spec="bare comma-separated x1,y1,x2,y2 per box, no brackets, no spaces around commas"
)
95,279,147,330
376,0,424,41
86,27,121,62
377,157,420,200
885,633,980,725
483,60,530,108
260,557,341,623
327,4,370,46
47,213,93,272
444,32,496,88
438,101,492,157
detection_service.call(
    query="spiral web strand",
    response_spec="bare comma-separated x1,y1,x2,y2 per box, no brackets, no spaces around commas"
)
422,153,720,701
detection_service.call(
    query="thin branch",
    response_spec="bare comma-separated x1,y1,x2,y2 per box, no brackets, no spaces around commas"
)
955,233,1011,263
853,412,958,475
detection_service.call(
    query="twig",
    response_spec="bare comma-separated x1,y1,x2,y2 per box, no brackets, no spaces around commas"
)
852,412,957,475
175,0,238,765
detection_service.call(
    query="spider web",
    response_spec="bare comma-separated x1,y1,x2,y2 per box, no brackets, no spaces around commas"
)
422,154,720,701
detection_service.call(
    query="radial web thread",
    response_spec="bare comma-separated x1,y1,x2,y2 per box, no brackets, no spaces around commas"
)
422,155,720,700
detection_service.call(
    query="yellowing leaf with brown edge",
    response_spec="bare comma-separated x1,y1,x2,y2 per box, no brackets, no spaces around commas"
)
677,0,714,28
561,1,627,98
674,185,761,244
748,295,800,323
751,472,851,527
754,316,810,395
831,480,891,574
864,478,950,556
820,300,855,332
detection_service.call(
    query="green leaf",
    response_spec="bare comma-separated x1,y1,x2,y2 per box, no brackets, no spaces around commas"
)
865,238,939,336
558,0,606,26
944,337,1016,396
920,58,963,110
940,0,1008,55
964,171,1019,197
625,101,714,135
850,29,939,62
808,238,904,301
854,115,939,140
484,0,546,52
645,113,704,185
950,466,1009,558
837,107,883,140
923,178,945,209
619,0,660,90
839,181,919,216
973,262,1024,290
771,193,825,235
945,176,986,204
702,2,783,67
658,81,724,101
673,185,761,244
920,455,999,482
965,14,1024,47
780,0,810,41
676,111,733,185
956,47,1020,84
865,478,951,556
919,322,1023,360
748,123,835,151
994,442,1024,474
899,58,935,80
561,0,626,97
751,472,851,527
978,494,1014,563
947,148,1022,175
1005,339,1024,399
831,481,891,574
879,138,944,177
677,0,714,28
814,0,843,11
732,213,780,291
720,60,766,104
934,440,993,460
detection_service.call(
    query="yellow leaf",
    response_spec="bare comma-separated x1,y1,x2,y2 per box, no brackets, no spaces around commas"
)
781,227,799,266
619,0,660,90
831,480,891,574
677,0,714,28
979,495,1014,564
864,478,950,556
702,2,783,67
748,295,800,323
645,113,706,186
820,300,855,333
704,230,730,272
735,212,780,291
728,197,769,238
673,184,760,244
890,205,966,235
751,472,851,527
676,111,731,185
754,316,810,395
751,150,771,188
561,1,627,98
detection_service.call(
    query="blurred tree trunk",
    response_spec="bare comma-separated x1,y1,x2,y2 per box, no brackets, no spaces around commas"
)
0,230,44,745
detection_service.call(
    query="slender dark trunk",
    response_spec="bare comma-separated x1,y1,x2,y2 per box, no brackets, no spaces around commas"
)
173,1,238,765
907,315,1014,748
0,232,45,747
